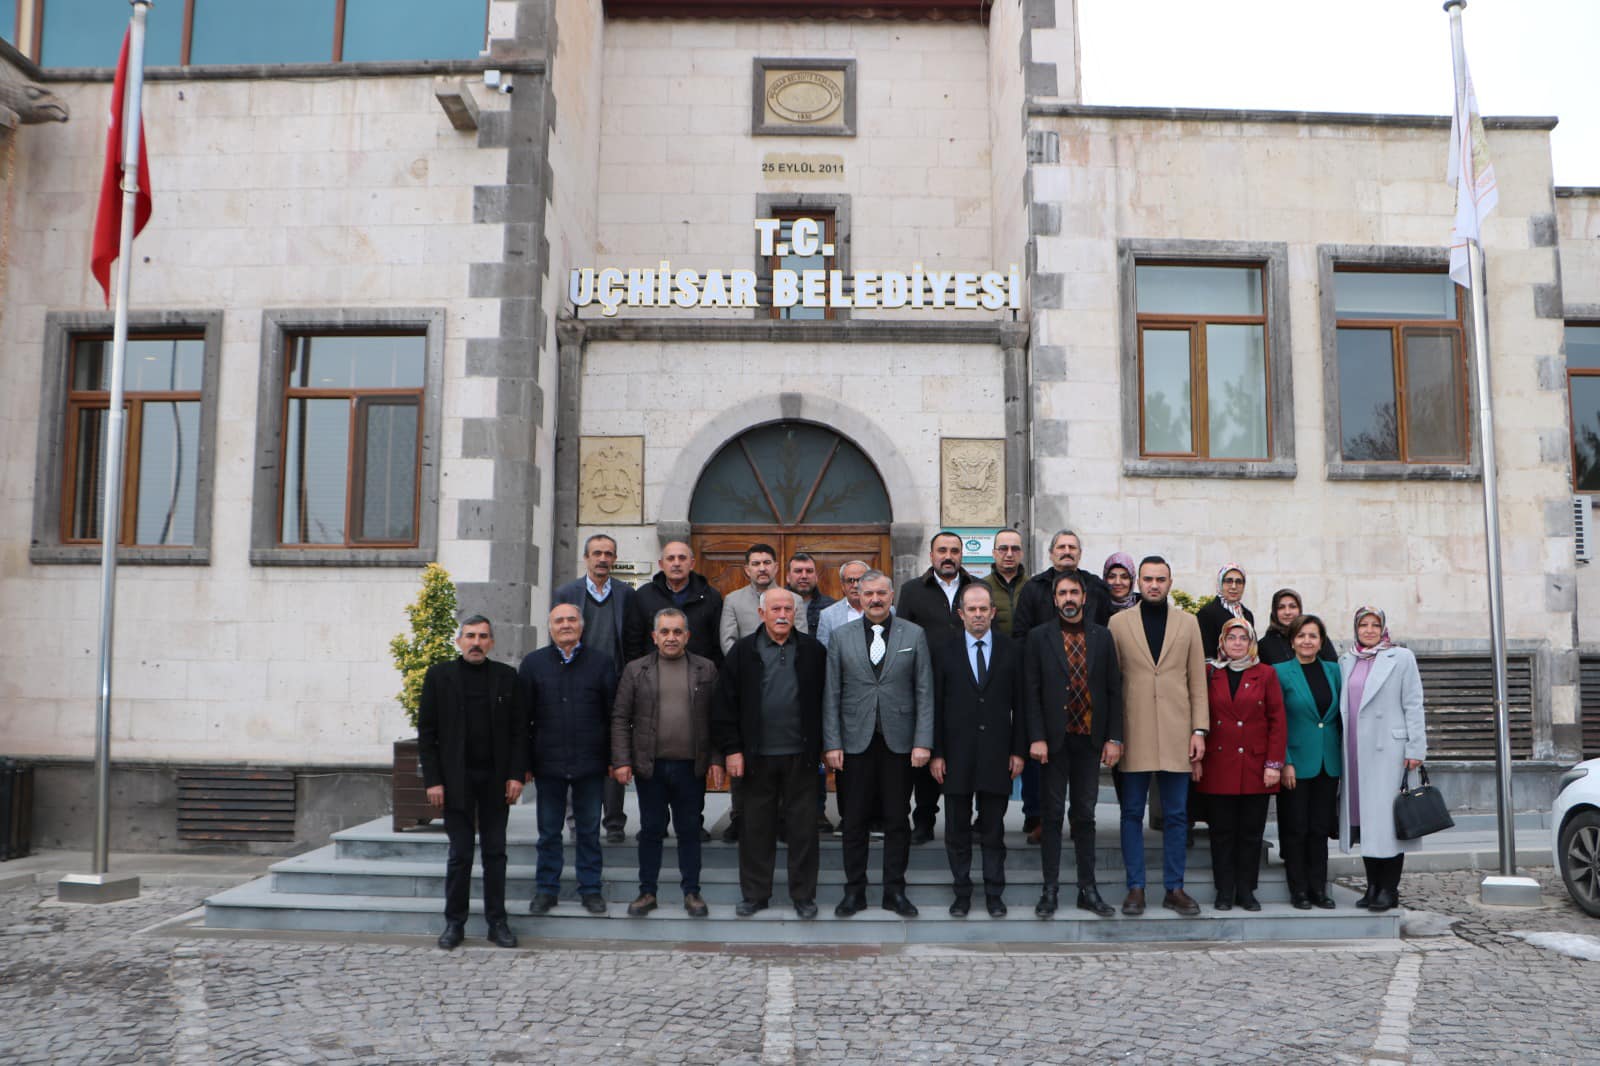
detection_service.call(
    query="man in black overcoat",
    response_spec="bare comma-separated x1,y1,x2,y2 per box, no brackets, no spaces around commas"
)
930,583,1026,917
417,614,527,950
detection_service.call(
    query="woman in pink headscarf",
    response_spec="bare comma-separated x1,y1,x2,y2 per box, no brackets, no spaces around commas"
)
1197,564,1254,662
1101,552,1139,616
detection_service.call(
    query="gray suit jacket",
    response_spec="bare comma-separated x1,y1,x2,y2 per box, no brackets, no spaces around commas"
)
823,616,935,756
720,584,808,654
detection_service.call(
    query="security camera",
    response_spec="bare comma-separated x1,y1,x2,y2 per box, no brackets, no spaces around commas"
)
483,69,514,95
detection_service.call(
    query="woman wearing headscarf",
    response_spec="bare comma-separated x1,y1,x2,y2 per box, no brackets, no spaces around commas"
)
1272,614,1342,909
1102,553,1139,616
1196,617,1285,911
1258,588,1337,666
1338,606,1427,913
1198,565,1254,661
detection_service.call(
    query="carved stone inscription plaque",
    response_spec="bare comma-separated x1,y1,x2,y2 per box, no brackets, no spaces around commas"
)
579,436,644,525
940,438,1005,528
753,59,856,137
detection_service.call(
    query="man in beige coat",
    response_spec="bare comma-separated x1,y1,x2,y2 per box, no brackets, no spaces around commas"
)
1106,556,1208,917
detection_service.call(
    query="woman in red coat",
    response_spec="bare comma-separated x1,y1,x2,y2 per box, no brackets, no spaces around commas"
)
1196,617,1286,911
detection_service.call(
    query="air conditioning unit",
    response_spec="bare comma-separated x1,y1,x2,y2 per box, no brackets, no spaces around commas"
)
1576,496,1595,564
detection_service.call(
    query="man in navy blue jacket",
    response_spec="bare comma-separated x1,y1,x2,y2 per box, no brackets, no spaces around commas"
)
520,603,618,917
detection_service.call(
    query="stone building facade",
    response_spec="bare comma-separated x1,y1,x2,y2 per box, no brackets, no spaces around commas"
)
0,0,1592,848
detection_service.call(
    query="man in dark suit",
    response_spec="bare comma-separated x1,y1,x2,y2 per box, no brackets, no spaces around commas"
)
713,587,827,918
1024,570,1124,918
824,570,935,918
930,583,1026,917
896,530,977,844
417,614,527,950
554,532,633,843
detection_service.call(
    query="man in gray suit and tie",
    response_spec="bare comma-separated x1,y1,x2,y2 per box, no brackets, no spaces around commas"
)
824,570,935,918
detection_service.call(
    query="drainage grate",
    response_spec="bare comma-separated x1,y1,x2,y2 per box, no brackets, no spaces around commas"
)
177,768,296,842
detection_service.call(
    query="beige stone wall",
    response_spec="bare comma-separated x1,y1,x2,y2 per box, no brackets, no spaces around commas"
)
1558,190,1600,647
1027,114,1578,739
987,0,1028,287
592,18,997,320
0,76,512,763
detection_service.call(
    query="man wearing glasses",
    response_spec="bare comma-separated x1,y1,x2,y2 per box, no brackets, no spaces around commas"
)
981,528,1029,643
815,560,878,649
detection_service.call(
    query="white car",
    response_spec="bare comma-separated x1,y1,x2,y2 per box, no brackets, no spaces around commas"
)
1554,757,1600,918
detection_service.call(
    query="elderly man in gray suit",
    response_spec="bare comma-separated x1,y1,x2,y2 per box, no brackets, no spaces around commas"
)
824,570,935,918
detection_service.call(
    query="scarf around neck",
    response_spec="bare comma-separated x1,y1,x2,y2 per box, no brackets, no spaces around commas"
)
1352,605,1394,661
1211,616,1260,671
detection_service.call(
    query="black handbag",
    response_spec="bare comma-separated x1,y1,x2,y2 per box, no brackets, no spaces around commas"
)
1393,765,1455,840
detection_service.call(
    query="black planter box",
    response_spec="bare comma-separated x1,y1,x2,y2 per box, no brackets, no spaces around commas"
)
0,760,33,861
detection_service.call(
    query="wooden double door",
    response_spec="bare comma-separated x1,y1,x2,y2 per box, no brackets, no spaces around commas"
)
691,526,891,601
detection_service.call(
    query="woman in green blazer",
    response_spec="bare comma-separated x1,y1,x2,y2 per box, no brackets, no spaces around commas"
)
1272,615,1342,909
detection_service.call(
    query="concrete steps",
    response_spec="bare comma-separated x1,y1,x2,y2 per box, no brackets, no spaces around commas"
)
203,809,1405,945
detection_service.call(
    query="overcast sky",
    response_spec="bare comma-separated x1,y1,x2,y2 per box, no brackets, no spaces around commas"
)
1078,0,1598,186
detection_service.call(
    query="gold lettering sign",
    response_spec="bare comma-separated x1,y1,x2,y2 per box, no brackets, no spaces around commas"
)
766,70,843,124
579,436,644,525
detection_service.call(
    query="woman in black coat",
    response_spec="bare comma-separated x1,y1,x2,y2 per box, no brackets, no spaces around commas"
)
1258,588,1338,666
1197,564,1255,661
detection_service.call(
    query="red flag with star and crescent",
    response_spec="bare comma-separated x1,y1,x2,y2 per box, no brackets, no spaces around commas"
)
90,28,152,305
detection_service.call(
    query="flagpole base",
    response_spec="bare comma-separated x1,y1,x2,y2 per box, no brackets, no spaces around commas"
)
57,872,141,904
1478,874,1542,907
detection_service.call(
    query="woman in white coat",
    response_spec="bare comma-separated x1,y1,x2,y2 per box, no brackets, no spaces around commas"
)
1338,606,1426,913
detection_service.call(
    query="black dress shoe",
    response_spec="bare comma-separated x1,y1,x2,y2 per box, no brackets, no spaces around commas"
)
1355,888,1374,908
700,828,712,842
1291,893,1313,910
910,824,935,846
1367,888,1399,913
437,922,465,950
793,899,818,919
1236,892,1261,912
835,892,867,917
1310,892,1337,910
606,828,626,844
985,895,1007,918
1076,886,1114,918
735,898,768,917
721,823,740,843
1214,898,1234,911
1035,888,1059,918
580,894,607,916
527,893,557,917
1022,815,1041,835
949,895,971,918
486,921,518,948
882,892,919,917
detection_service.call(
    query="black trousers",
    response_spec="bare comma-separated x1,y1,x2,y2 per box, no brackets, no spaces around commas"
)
1040,733,1102,889
840,733,913,896
739,753,820,904
443,767,509,927
944,791,1007,896
603,775,626,832
1276,771,1338,898
1205,793,1270,901
1362,854,1406,894
911,764,941,830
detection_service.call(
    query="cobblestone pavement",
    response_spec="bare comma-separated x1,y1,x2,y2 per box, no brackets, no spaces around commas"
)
2,868,1597,1063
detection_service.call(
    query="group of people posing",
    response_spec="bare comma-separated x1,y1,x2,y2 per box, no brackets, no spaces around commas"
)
416,528,1428,950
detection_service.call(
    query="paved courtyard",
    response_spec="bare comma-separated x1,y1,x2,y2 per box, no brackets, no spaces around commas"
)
2,865,1598,1064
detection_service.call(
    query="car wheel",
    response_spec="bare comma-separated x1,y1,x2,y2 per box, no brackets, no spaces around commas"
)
1558,809,1600,919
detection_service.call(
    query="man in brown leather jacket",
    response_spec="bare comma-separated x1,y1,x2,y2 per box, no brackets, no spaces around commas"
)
611,607,723,917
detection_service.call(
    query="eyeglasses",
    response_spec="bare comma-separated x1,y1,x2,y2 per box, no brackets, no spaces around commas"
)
1221,577,1245,586
842,577,862,585
994,545,1022,552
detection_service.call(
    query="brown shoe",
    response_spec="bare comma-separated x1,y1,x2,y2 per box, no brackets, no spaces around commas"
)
683,892,709,917
1026,824,1043,846
1163,888,1201,917
626,893,657,917
1121,887,1146,916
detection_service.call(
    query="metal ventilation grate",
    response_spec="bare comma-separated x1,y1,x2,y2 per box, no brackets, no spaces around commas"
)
1582,656,1600,759
1415,654,1535,760
177,768,295,842
1575,496,1594,564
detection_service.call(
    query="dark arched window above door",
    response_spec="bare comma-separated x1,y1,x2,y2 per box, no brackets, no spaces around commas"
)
689,422,891,526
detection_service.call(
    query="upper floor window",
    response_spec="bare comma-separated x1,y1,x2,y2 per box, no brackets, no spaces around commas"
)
33,0,485,68
1334,269,1467,464
768,210,837,321
1569,323,1600,492
1134,263,1270,461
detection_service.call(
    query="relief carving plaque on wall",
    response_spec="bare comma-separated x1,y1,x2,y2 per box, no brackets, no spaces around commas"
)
579,436,644,526
752,58,856,137
940,438,1005,528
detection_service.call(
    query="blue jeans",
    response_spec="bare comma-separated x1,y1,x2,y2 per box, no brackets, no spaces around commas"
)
535,773,604,897
636,759,704,896
1119,770,1189,891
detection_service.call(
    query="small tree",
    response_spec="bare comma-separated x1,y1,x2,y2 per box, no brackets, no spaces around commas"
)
1169,588,1206,615
389,563,459,732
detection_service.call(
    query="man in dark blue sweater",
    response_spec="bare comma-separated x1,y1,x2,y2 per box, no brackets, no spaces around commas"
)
519,603,618,917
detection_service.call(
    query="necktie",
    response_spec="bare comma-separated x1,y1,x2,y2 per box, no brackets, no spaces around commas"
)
974,639,987,686
869,624,886,666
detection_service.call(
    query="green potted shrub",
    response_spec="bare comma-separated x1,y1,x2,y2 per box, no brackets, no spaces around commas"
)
388,563,458,831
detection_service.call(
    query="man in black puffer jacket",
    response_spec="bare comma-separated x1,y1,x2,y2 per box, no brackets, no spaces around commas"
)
520,603,618,917
622,540,726,667
1010,529,1111,639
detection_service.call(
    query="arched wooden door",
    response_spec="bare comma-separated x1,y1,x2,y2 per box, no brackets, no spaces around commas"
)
688,421,892,598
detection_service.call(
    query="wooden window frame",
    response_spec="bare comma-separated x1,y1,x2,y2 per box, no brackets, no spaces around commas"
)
1567,320,1600,495
1133,259,1273,462
766,208,838,322
275,330,426,550
1333,266,1470,466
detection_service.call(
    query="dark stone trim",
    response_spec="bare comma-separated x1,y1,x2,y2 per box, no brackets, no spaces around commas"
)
1534,283,1565,320
1115,238,1296,479
1530,213,1558,249
1316,244,1483,482
604,0,986,21
37,58,544,83
751,57,856,137
1021,0,1058,98
1029,101,1558,131
578,317,1006,344
1555,187,1600,198
551,314,586,589
1000,321,1032,546
248,307,446,568
1566,304,1600,322
30,310,224,567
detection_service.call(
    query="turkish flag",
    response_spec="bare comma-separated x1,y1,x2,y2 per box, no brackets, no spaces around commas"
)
90,28,152,306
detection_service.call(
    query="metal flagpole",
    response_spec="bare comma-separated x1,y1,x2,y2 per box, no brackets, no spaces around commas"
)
58,0,151,905
1444,0,1540,906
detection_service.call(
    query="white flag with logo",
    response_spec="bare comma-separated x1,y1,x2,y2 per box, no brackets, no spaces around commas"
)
1447,63,1497,288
